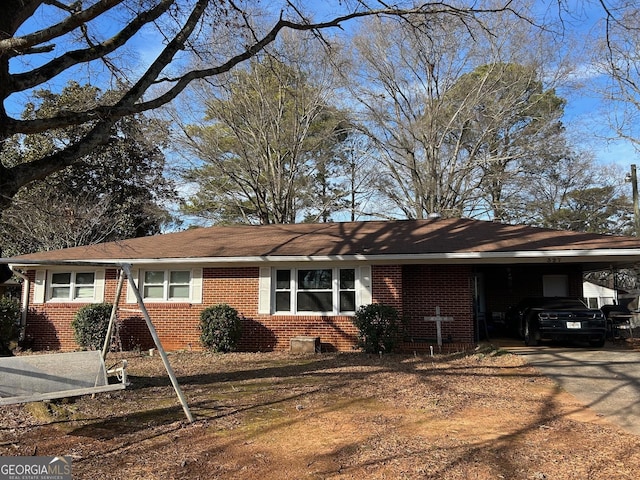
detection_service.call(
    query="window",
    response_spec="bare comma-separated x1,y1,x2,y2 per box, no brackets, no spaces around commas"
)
143,271,165,299
75,272,96,299
339,269,356,312
600,296,614,307
298,269,333,311
169,271,191,299
586,296,614,309
274,267,357,314
586,297,599,309
50,272,95,301
275,269,291,312
142,270,191,301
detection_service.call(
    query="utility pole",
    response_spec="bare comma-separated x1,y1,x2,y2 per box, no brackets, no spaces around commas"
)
628,164,640,236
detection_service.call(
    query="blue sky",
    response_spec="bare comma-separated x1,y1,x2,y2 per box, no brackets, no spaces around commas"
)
8,1,637,172
551,1,638,170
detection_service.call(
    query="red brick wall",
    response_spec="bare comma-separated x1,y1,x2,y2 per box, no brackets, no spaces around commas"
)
202,267,359,352
23,270,77,351
402,265,475,344
24,267,361,352
238,314,359,352
371,265,403,314
22,269,205,352
24,304,77,351
204,267,260,315
23,264,476,353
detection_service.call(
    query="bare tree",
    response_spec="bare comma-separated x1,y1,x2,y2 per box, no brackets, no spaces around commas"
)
594,1,640,149
0,1,527,214
349,13,476,219
337,132,382,221
2,191,137,255
444,62,567,221
348,6,572,220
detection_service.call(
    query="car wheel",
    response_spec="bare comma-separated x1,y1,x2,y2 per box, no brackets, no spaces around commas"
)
589,336,605,348
524,322,537,346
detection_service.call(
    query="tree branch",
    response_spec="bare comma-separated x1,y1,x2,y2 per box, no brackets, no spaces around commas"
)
1,0,526,207
7,2,517,135
0,0,124,57
8,0,176,94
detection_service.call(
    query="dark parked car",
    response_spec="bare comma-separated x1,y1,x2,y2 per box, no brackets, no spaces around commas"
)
506,297,606,347
601,304,634,340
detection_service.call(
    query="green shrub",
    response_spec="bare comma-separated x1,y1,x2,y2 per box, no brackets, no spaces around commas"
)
352,303,404,354
71,303,113,350
199,303,242,352
0,297,20,355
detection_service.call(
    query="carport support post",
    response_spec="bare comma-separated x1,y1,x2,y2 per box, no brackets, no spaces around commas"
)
121,263,194,424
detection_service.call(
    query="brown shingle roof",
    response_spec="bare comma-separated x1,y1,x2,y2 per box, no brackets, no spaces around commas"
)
8,219,640,263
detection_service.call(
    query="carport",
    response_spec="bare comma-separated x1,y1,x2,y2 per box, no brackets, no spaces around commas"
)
471,252,640,343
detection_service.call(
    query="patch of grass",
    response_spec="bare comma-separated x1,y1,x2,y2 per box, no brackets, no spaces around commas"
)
23,399,84,432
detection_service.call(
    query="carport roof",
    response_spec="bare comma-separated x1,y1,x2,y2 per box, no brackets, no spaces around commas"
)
6,218,640,267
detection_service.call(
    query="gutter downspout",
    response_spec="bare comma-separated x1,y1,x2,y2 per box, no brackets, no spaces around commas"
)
9,266,29,341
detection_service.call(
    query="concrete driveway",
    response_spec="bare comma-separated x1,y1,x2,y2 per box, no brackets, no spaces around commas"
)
497,340,640,436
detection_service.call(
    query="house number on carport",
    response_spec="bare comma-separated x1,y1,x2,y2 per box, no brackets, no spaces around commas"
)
547,257,561,263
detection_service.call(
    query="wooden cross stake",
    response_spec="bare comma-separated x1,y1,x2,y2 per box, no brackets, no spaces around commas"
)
424,306,454,346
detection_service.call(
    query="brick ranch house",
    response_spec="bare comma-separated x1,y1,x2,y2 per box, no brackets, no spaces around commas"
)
6,218,640,353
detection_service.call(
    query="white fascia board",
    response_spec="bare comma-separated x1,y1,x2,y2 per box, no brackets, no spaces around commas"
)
6,259,130,268
26,249,639,266
6,248,640,268
137,249,640,264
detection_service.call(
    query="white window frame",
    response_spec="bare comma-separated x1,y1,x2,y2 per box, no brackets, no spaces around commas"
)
272,267,359,315
140,269,193,302
586,297,599,309
47,271,97,302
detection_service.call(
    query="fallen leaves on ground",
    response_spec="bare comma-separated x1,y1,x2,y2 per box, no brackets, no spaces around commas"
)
1,347,639,479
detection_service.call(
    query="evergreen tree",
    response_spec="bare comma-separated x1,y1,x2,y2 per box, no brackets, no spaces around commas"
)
0,82,176,254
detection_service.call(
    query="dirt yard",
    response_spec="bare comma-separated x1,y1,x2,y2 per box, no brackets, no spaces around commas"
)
2,346,640,479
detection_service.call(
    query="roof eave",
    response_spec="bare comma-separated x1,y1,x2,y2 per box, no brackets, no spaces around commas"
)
6,248,640,268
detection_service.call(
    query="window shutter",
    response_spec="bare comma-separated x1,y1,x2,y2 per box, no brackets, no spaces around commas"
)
126,269,139,303
359,266,372,306
33,270,46,304
191,268,203,303
94,269,105,302
258,267,271,314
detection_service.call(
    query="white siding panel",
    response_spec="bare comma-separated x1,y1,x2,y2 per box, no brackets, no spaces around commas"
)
258,267,271,314
359,265,372,306
126,269,139,304
94,269,105,302
33,270,46,304
192,268,203,304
